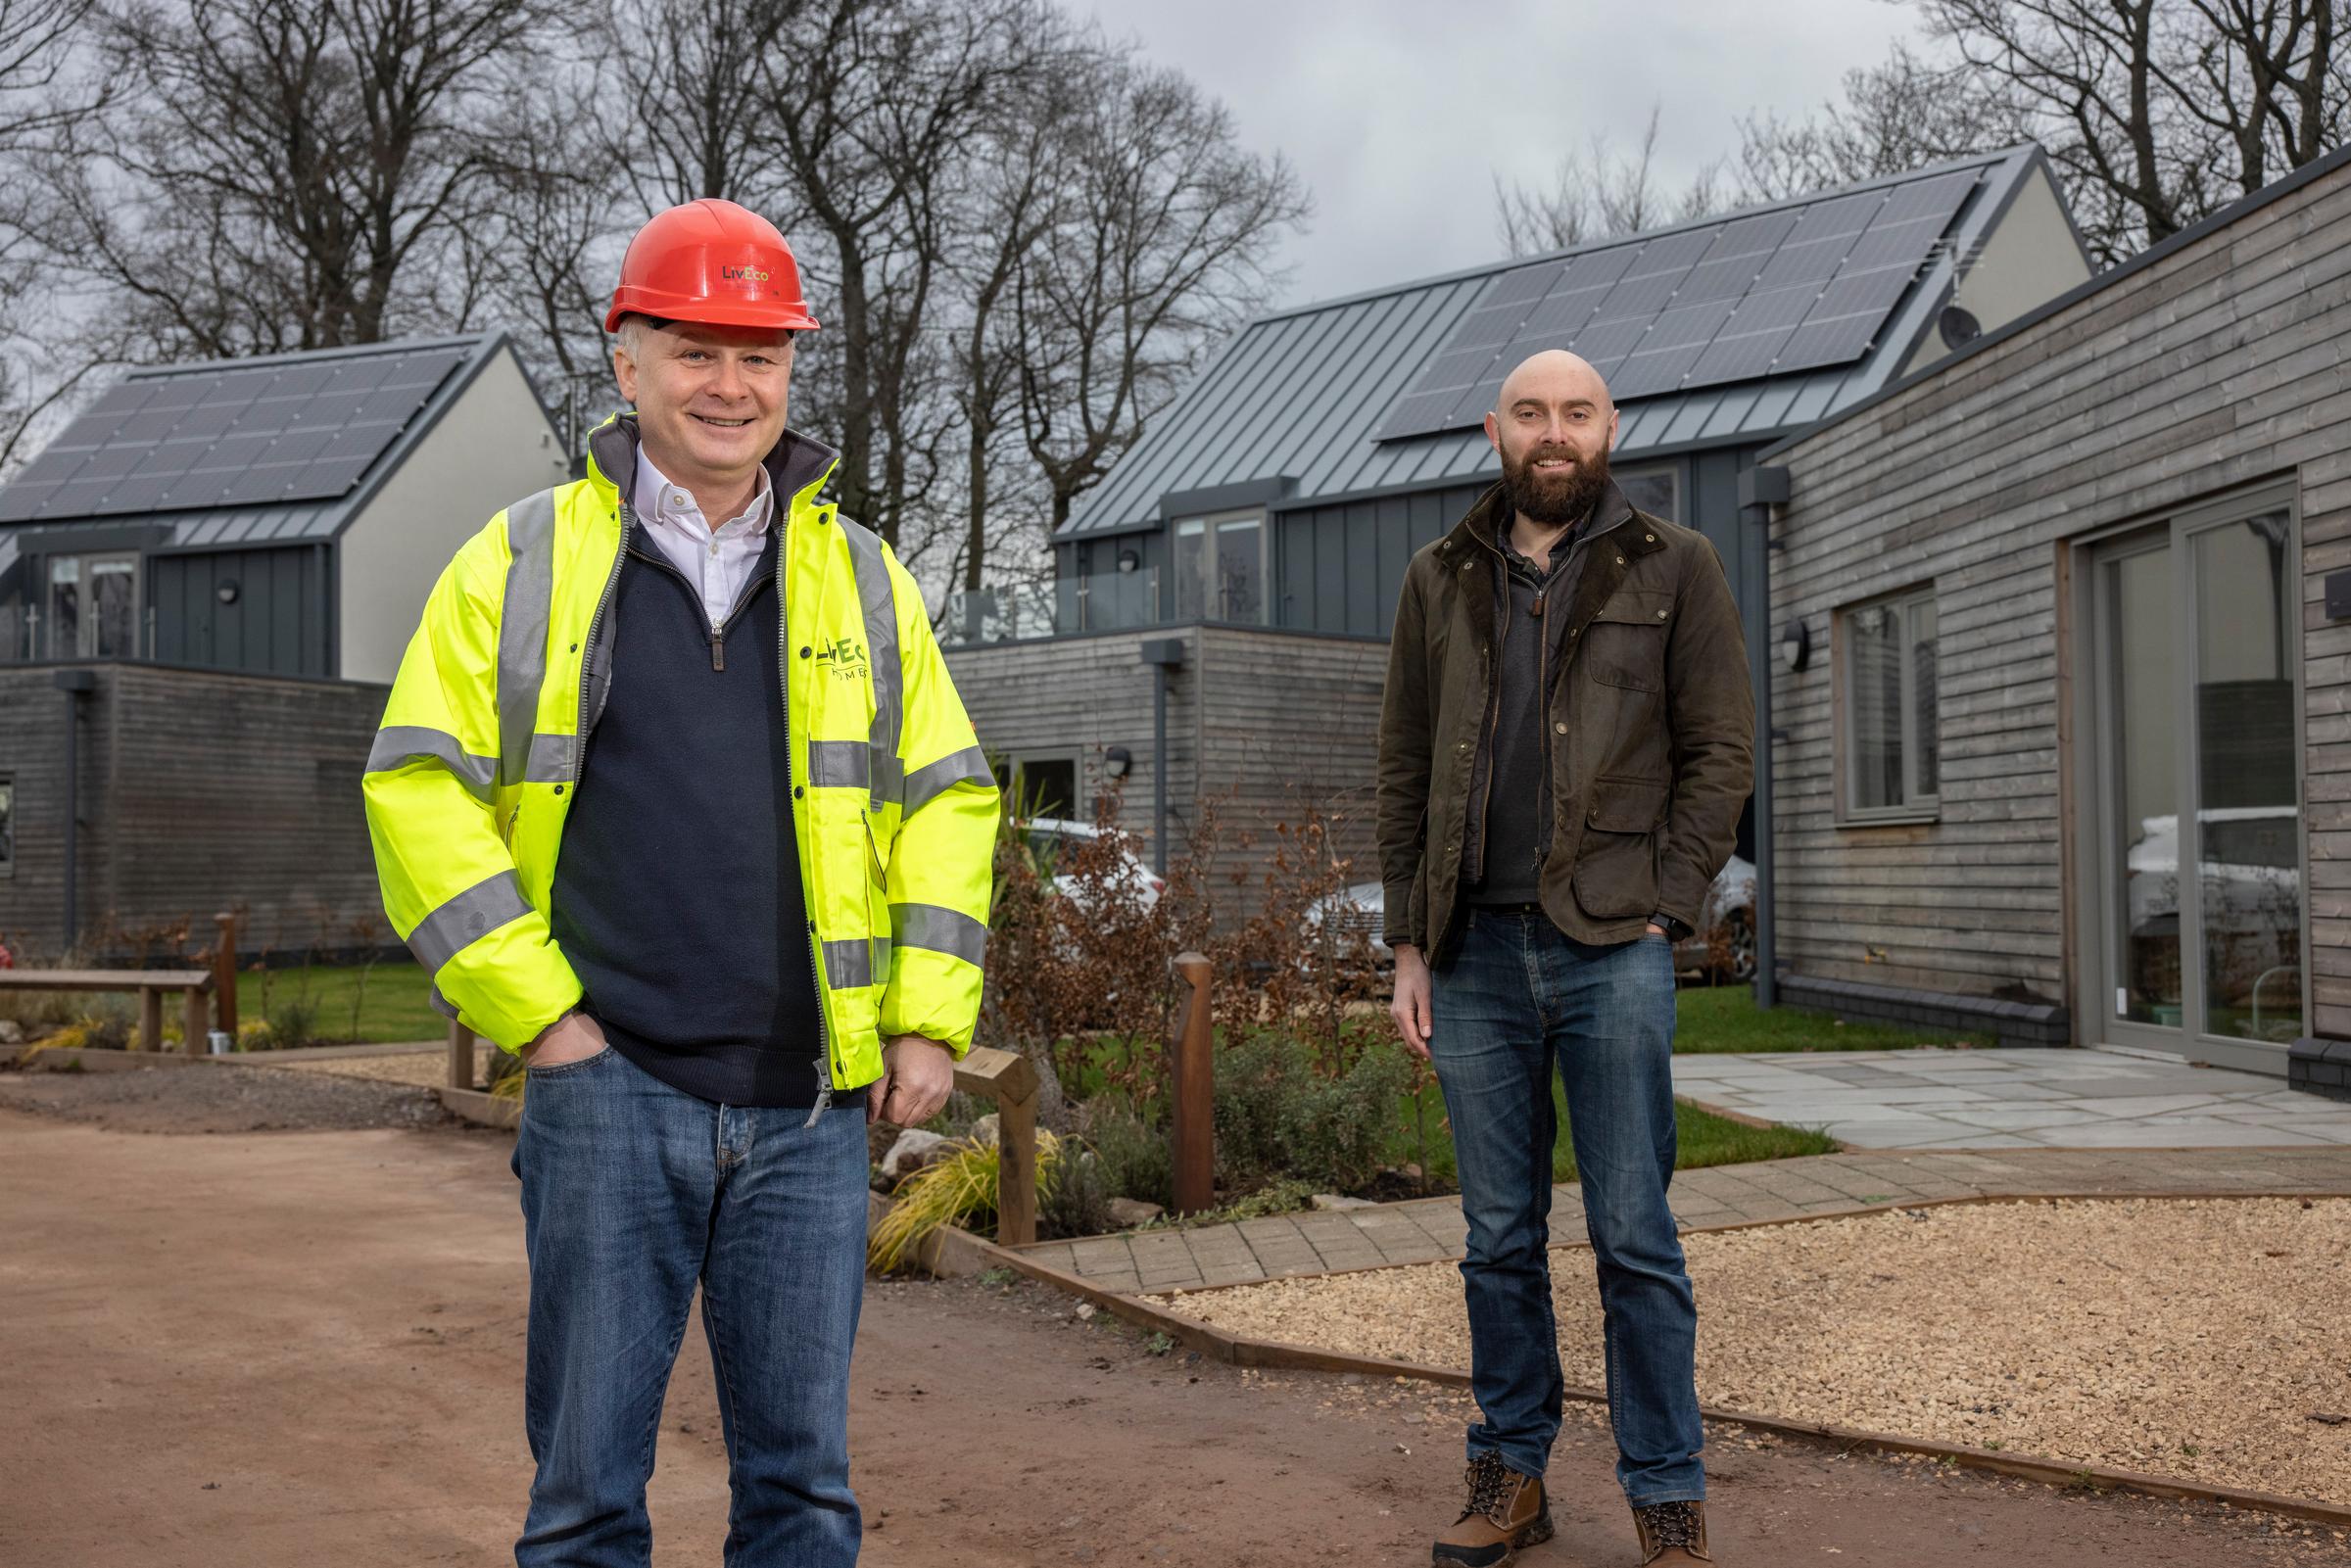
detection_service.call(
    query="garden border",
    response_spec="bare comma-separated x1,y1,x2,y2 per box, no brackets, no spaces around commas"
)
896,1190,2351,1529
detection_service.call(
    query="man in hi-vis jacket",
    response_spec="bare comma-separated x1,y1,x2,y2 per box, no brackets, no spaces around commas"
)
362,198,997,1567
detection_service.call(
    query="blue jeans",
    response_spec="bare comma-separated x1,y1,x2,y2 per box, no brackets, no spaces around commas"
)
509,1045,870,1566
1428,907,1703,1506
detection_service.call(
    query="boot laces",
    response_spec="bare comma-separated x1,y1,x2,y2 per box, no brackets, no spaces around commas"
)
1640,1499,1702,1550
1461,1452,1511,1522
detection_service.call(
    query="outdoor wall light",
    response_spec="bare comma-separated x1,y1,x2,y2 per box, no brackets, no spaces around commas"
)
1116,548,1141,574
1103,745,1132,779
1938,304,1982,350
216,580,240,605
1778,619,1810,671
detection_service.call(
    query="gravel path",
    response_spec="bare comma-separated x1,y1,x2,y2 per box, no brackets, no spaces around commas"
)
1164,1197,2351,1507
0,1063,459,1134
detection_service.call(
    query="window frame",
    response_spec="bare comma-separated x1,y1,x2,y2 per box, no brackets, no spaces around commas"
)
1167,507,1267,625
0,770,13,879
1610,462,1680,524
1835,582,1941,826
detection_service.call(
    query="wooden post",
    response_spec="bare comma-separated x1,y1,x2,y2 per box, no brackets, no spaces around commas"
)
212,913,238,1038
996,1088,1038,1248
448,1020,476,1091
139,986,162,1053
1171,952,1215,1215
949,1045,1040,1249
181,984,208,1058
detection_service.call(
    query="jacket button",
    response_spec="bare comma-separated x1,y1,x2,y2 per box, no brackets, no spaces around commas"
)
1615,555,1626,565
553,784,564,795
1656,608,1668,619
1554,722,1567,735
1646,534,1655,543
793,785,805,799
799,645,811,658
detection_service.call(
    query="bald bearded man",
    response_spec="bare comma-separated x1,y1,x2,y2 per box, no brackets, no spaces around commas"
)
1376,352,1753,1567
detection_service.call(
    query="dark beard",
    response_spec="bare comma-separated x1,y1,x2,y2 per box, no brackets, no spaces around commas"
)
1500,444,1609,528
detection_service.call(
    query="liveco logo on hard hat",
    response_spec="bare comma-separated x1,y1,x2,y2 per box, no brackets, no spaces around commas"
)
722,264,772,284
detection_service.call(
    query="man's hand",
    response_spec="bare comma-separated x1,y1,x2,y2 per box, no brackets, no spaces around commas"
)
522,1009,607,1069
1390,944,1432,1061
867,1035,956,1127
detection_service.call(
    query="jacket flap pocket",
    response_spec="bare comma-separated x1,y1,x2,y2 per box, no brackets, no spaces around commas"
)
1589,590,1673,628
1586,776,1668,832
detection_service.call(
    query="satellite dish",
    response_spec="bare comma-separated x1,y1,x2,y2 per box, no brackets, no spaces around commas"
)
1938,305,1983,350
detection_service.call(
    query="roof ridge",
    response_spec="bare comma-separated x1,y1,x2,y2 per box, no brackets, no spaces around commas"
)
123,332,493,381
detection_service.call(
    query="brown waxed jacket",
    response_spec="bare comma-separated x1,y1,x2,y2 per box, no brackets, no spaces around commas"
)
1375,477,1754,960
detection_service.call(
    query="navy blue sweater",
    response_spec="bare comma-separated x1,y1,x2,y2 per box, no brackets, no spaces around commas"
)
550,529,834,1108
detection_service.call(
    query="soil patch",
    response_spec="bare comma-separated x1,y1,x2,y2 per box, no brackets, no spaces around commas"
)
1166,1197,2351,1508
0,1060,458,1134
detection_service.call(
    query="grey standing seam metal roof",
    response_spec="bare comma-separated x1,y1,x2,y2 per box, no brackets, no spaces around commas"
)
1061,145,2054,540
0,333,505,550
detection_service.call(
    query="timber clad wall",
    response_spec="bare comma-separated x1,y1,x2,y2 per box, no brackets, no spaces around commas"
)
0,664,387,958
1769,159,2351,1031
947,624,1390,912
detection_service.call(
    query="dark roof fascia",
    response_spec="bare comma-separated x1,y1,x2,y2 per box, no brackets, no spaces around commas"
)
11,520,177,554
1758,139,2351,462
1244,145,2039,330
1263,432,1793,516
1158,475,1298,522
327,331,553,542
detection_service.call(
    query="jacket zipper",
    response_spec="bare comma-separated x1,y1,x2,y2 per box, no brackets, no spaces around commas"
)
1471,555,1508,886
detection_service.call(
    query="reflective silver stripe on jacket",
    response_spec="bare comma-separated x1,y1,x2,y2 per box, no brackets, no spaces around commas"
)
496,489,558,787
367,726,496,802
902,743,991,817
822,934,890,991
407,870,535,974
839,519,901,811
806,739,868,789
890,902,986,967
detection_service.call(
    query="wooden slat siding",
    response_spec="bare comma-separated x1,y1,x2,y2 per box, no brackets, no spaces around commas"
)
0,664,388,959
946,629,1194,862
1768,155,2351,1023
0,671,76,954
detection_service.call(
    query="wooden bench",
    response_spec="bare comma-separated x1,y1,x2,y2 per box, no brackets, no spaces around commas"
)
0,969,218,1055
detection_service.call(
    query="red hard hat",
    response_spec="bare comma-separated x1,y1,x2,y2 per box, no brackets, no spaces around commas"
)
604,199,821,334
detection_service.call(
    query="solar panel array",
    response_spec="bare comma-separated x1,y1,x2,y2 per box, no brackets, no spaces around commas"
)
0,346,467,523
1374,167,1981,441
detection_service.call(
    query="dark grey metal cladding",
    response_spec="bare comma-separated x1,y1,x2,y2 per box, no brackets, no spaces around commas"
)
0,343,466,523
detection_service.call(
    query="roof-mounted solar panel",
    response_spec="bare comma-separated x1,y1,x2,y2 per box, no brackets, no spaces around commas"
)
1372,164,1983,442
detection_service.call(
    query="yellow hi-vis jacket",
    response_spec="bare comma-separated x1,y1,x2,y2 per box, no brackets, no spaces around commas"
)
361,414,998,1091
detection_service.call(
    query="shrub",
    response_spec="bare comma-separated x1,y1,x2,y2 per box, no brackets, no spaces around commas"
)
868,1131,1064,1271
1039,1147,1115,1241
1080,1097,1174,1210
1213,1028,1414,1196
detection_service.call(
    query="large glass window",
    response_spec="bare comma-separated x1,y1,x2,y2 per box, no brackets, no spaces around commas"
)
1840,587,1939,818
1614,465,1679,522
1170,510,1265,624
44,552,139,659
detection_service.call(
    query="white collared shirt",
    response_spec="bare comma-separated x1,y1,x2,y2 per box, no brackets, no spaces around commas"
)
634,449,776,629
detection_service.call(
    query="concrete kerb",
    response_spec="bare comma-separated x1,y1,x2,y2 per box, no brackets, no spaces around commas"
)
918,1191,2351,1529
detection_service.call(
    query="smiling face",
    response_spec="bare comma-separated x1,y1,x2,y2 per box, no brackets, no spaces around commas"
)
611,316,795,499
1484,350,1620,528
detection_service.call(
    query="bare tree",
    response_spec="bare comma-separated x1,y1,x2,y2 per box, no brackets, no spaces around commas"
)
32,0,556,361
1495,105,1726,256
1012,51,1308,536
1751,2,2351,265
0,0,106,473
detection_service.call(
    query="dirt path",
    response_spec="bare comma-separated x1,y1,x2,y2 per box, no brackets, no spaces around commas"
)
0,1081,2343,1566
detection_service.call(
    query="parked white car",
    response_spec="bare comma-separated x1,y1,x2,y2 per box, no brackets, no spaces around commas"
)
1018,817,1164,911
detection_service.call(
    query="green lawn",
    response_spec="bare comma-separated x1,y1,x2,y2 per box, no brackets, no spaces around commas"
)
239,960,444,1045
1674,982,1991,1053
1395,1076,1835,1189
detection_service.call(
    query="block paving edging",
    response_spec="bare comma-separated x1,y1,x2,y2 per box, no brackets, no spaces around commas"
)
1010,1145,2351,1296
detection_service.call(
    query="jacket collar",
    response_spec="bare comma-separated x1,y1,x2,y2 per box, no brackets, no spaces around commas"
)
583,412,841,522
1439,473,1650,568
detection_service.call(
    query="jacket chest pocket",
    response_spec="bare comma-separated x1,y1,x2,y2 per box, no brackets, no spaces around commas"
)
1581,590,1672,692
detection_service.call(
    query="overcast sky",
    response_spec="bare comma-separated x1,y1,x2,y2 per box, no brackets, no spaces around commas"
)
1072,0,1923,310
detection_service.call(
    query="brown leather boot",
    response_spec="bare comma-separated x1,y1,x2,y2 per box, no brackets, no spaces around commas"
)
1631,1498,1711,1564
1432,1452,1552,1567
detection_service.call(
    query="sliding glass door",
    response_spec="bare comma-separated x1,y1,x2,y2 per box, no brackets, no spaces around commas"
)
2084,493,2304,1070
